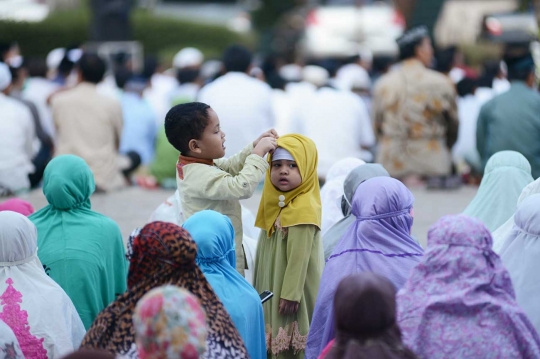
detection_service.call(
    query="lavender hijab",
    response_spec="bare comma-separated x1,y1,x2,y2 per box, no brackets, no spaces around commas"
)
397,215,540,359
305,177,424,359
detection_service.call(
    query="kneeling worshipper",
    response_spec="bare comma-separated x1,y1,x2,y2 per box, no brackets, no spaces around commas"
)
0,198,34,216
499,194,540,335
322,164,390,260
319,273,418,359
397,215,540,359
462,151,533,231
0,211,85,358
183,210,266,359
29,155,128,329
81,221,249,359
306,177,424,359
133,285,208,359
492,178,540,253
320,158,365,236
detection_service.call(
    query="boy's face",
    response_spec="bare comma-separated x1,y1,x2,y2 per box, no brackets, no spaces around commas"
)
192,108,226,159
271,159,302,192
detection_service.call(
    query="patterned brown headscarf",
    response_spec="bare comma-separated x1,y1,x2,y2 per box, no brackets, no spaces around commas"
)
80,221,248,359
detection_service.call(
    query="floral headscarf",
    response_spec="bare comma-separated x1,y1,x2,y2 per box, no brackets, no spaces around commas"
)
134,285,207,359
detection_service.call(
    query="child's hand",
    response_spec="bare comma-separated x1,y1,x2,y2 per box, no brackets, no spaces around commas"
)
279,299,299,315
252,137,277,157
253,129,279,148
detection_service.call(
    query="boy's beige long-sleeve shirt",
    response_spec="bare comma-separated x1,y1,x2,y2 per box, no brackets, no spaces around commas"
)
177,143,268,274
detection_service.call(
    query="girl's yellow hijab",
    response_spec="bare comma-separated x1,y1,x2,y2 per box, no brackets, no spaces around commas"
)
255,134,322,237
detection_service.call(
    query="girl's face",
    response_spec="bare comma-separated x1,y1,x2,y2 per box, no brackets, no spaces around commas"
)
271,160,302,192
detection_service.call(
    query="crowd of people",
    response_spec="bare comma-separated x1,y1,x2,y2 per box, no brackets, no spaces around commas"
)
1,24,540,359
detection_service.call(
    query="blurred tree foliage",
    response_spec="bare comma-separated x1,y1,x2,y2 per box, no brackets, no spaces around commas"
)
0,7,252,61
251,0,307,57
252,0,299,30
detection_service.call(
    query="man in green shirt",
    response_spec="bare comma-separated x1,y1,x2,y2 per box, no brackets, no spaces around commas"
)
477,52,540,178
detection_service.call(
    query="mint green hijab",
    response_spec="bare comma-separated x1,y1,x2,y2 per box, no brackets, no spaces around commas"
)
30,155,128,329
463,151,534,232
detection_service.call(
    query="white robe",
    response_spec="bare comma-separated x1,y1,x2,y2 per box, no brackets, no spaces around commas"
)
0,94,35,193
300,88,375,178
500,193,540,335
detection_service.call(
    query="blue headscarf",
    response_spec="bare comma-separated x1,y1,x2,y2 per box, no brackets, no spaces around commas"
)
183,210,266,359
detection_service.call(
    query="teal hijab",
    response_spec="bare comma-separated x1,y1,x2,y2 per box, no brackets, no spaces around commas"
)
463,151,534,232
183,210,266,359
29,155,128,329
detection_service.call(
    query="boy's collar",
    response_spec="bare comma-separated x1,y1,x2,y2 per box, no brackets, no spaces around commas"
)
177,155,214,180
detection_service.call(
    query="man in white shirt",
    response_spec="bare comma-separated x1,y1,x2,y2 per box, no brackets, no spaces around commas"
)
0,63,35,195
300,66,375,180
198,45,274,157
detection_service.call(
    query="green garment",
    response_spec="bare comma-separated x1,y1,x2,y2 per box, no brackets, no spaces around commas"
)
462,151,533,232
477,81,540,179
29,155,128,329
149,127,179,185
253,224,324,359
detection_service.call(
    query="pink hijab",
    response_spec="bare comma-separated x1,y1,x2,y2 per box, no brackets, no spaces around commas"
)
0,199,35,216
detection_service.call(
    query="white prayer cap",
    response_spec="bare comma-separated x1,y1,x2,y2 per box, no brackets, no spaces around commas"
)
272,147,295,162
279,64,302,82
302,65,329,87
173,48,204,69
0,62,12,91
46,48,65,71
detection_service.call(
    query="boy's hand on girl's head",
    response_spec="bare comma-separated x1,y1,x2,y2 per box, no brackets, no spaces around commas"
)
252,137,277,157
253,129,279,147
279,299,299,315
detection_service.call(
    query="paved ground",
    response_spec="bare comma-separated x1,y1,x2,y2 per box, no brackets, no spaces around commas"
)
22,184,477,247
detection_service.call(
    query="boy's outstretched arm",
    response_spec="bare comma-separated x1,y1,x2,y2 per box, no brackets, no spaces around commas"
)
216,129,278,175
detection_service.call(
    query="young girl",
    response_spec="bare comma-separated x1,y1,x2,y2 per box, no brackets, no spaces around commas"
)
254,134,324,359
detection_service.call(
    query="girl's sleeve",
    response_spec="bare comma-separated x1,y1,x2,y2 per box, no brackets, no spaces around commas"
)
281,224,316,302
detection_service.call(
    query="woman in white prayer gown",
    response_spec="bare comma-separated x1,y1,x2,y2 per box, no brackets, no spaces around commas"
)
499,193,540,335
492,178,540,253
0,211,85,359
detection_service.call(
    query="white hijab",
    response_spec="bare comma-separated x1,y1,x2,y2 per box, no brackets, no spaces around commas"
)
0,211,85,358
320,158,365,236
500,194,540,334
492,178,540,253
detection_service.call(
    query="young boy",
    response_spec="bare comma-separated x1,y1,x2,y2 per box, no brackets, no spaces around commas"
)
165,102,277,275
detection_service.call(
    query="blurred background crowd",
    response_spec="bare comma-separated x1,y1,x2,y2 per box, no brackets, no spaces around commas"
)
2,0,540,196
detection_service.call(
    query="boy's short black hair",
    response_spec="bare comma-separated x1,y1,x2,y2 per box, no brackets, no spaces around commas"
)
165,102,211,154
78,53,106,84
223,45,252,73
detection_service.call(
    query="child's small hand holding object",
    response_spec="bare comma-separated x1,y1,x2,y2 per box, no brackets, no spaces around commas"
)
252,137,277,157
279,299,299,315
253,129,279,148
